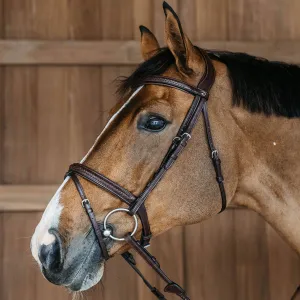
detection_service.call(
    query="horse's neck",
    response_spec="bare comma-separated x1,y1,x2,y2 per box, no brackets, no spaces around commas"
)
230,107,300,254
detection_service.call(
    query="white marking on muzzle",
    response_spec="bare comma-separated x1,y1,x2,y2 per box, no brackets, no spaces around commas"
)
80,86,144,163
31,177,69,264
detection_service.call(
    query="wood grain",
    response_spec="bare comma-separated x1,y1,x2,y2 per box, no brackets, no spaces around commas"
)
266,223,300,300
102,256,138,300
2,212,42,299
234,210,270,300
0,185,57,211
1,1,300,299
184,210,236,300
67,0,104,168
0,65,3,183
195,0,228,40
67,0,102,40
101,0,134,40
0,0,2,182
228,0,300,40
36,67,70,183
3,0,70,185
4,0,68,39
68,67,103,162
133,0,153,40
1,40,300,65
0,213,3,300
0,0,2,184
3,67,38,183
153,0,178,42
178,0,197,40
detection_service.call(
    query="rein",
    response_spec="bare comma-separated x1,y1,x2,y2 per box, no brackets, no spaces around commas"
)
65,50,226,300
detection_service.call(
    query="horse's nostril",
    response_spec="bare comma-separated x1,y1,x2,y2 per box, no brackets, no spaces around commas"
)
38,231,63,272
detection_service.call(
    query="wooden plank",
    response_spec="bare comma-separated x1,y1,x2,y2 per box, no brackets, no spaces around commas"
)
195,0,228,40
178,0,197,40
2,212,72,300
3,0,70,185
1,40,300,65
68,67,103,162
36,67,70,183
266,222,300,300
184,210,236,299
234,210,270,300
0,185,58,211
228,0,300,40
102,256,138,300
67,1,104,168
67,0,102,40
133,0,152,40
101,0,134,40
0,66,3,183
0,0,3,38
3,67,38,183
3,67,70,184
4,0,68,39
0,213,3,299
153,0,178,42
0,0,2,184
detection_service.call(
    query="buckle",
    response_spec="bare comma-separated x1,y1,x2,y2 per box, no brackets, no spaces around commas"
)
211,149,218,159
173,132,191,143
81,198,90,207
182,132,191,140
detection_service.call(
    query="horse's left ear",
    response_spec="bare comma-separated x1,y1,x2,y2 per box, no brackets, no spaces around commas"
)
163,1,201,76
140,25,160,60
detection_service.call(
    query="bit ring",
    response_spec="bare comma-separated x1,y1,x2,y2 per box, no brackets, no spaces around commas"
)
103,208,138,241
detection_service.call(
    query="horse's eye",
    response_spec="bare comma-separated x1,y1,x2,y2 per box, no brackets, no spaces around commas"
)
141,116,167,132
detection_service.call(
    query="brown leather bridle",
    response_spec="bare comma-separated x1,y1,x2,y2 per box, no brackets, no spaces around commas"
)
65,50,226,300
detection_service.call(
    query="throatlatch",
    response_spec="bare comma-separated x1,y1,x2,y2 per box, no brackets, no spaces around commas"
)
66,49,226,300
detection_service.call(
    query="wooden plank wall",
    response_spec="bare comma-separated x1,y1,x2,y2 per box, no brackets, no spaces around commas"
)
0,1,300,299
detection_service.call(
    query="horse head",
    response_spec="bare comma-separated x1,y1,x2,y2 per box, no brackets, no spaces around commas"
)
31,1,237,293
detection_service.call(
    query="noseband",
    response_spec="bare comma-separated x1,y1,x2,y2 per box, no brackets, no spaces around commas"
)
66,50,226,300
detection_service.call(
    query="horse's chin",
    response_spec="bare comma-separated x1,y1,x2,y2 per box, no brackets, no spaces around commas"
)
67,264,104,292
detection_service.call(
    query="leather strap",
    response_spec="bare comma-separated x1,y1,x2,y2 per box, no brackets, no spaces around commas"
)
122,251,166,299
125,235,190,300
142,75,208,98
202,103,226,212
70,174,109,260
67,164,152,247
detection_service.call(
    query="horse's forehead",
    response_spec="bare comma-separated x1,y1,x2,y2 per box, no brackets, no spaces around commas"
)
110,65,186,115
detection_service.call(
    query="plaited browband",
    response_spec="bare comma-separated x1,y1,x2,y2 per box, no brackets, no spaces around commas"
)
65,49,226,300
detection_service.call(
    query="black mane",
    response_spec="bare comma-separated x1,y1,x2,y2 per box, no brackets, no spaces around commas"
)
118,47,300,118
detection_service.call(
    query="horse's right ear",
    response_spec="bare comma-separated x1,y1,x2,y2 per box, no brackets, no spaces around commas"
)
140,25,160,60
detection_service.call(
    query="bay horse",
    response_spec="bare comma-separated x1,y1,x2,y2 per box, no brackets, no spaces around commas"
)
31,2,300,299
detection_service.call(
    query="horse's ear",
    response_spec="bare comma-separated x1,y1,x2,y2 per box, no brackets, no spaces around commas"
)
139,25,160,61
163,1,200,76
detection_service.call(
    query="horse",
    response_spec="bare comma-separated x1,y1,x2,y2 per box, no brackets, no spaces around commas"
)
31,1,300,299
